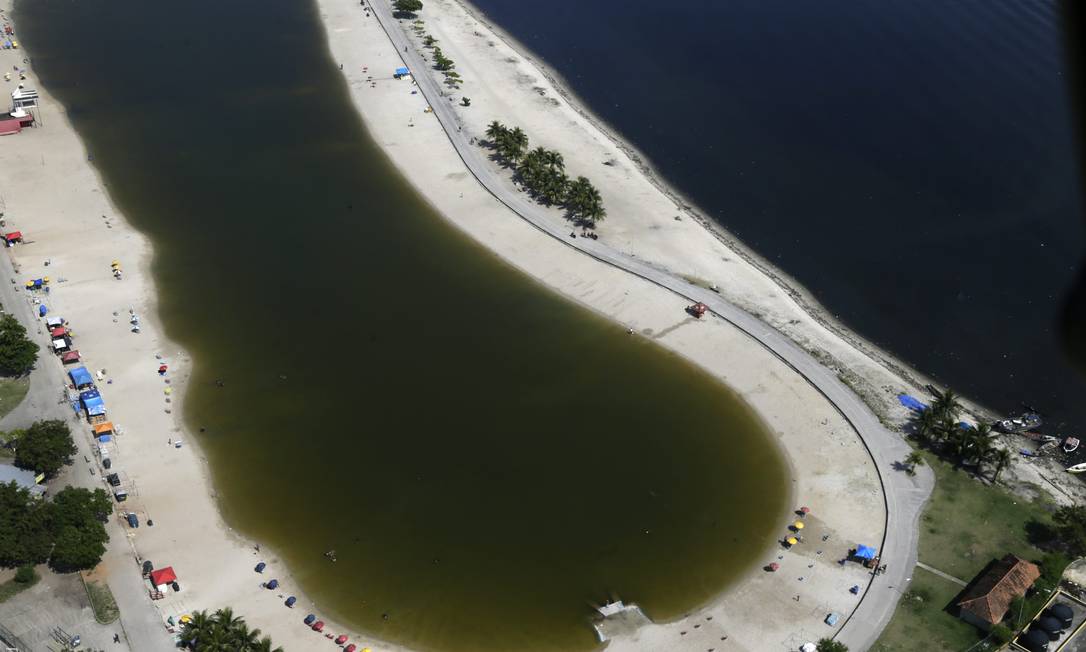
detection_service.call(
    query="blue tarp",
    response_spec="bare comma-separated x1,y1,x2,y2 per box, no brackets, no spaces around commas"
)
897,394,928,411
395,67,409,76
69,367,94,388
855,545,877,560
80,389,106,416
97,434,112,443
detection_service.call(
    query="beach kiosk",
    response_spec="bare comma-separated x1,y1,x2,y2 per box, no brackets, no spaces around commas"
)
394,66,410,79
45,316,64,329
68,366,94,389
3,231,22,246
51,337,71,354
149,567,177,592
60,350,81,364
93,422,115,438
80,388,107,424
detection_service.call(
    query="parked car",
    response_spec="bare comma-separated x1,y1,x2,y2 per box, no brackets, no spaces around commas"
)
106,473,120,487
126,513,139,528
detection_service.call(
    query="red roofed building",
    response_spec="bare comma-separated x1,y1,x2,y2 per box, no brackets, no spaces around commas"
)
956,554,1040,630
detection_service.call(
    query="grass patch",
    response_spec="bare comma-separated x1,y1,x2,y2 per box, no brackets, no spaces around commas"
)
871,569,981,652
0,566,39,604
0,376,29,423
917,453,1051,579
873,452,1055,650
82,578,120,624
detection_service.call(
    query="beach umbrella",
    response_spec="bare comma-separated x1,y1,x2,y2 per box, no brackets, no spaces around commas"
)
255,562,266,573
345,646,357,652
793,521,804,530
285,596,297,608
799,506,810,515
304,614,316,626
180,614,192,624
267,579,279,590
801,644,816,652
312,621,325,632
164,387,172,395
786,537,798,546
768,563,779,572
335,635,349,645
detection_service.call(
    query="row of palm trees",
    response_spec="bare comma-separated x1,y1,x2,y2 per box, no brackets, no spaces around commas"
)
179,607,283,652
909,389,1012,481
485,121,606,225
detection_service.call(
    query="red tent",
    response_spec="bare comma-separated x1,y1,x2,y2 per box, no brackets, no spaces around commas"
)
50,326,67,338
149,567,177,586
61,350,81,364
4,231,22,243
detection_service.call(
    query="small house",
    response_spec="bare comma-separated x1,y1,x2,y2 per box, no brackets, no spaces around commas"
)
956,554,1040,630
0,463,45,497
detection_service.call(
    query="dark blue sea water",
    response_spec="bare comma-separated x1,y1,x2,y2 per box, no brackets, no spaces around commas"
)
469,0,1086,430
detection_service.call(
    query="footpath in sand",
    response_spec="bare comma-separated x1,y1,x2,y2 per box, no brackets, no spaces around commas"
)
318,0,927,650
0,4,385,651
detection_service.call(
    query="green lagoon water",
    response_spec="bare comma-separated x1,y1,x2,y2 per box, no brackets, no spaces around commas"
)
15,0,789,649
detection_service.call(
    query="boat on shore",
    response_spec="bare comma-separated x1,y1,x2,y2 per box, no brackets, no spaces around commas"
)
994,413,1043,434
1063,437,1080,454
1066,462,1086,474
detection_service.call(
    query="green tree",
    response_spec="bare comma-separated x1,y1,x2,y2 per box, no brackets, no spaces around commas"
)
816,639,848,652
904,451,925,476
0,314,39,376
14,564,36,584
0,481,52,567
393,0,423,15
499,127,528,164
423,34,437,47
1052,505,1086,556
14,419,76,478
47,487,110,572
49,524,107,573
566,176,606,225
987,447,1012,482
911,407,939,447
930,388,962,421
485,120,507,144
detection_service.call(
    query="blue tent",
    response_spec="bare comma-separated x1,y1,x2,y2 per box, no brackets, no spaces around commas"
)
97,434,112,443
69,367,94,388
897,394,927,411
80,389,106,417
855,545,877,560
395,66,410,76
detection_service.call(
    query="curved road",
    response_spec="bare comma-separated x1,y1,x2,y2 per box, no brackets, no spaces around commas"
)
371,3,934,649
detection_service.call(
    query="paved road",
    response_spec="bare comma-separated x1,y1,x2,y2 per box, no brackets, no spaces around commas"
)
0,254,174,652
370,3,935,648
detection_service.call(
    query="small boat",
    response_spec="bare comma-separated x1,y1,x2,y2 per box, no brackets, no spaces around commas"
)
1063,437,1080,454
995,413,1043,434
1066,463,1086,474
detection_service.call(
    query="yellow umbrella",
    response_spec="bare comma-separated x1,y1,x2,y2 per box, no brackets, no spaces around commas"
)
164,387,172,395
180,614,192,624
793,521,804,530
786,537,798,546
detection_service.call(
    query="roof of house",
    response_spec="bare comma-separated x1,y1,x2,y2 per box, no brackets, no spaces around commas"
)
0,463,45,495
957,554,1041,625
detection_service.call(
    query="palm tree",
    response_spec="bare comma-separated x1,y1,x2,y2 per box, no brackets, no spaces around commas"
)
214,607,243,632
904,451,925,476
231,622,260,650
501,127,528,164
931,388,962,421
988,447,1012,482
541,148,564,171
911,407,939,446
251,636,285,652
180,610,213,648
485,120,506,143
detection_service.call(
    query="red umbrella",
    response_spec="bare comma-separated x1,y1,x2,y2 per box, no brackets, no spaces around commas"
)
768,562,780,572
335,635,348,645
799,506,811,515
312,621,325,632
